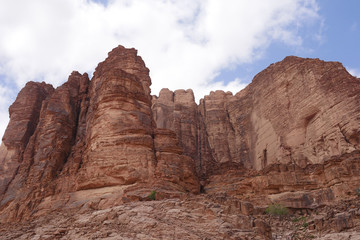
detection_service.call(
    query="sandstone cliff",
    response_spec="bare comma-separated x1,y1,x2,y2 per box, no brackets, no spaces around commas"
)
151,55,360,218
0,46,359,239
153,56,360,174
0,46,199,223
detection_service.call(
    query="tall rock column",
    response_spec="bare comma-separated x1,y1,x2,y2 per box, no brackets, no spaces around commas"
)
0,72,89,221
0,82,54,196
152,89,245,178
76,46,200,193
76,46,157,190
152,89,216,178
0,46,200,222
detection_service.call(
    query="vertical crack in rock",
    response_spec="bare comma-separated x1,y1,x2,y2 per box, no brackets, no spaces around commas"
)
338,124,351,145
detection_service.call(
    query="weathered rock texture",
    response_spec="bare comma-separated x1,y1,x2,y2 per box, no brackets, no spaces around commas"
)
0,195,273,240
0,82,54,196
152,89,216,178
152,56,360,175
1,194,359,240
0,46,360,238
0,46,199,222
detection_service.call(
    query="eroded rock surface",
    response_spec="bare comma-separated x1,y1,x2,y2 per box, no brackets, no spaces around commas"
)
1,195,359,240
0,195,273,240
152,89,216,178
152,57,360,174
0,82,54,196
0,47,359,238
0,46,199,222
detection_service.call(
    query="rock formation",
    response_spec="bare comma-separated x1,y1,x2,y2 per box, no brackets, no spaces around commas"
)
0,46,359,239
0,82,54,195
0,46,199,223
153,56,360,174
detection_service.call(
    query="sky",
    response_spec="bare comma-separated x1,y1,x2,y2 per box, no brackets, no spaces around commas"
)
0,0,359,140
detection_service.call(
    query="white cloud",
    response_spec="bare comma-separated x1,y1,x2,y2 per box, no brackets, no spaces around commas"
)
351,22,358,32
0,85,13,142
0,0,320,139
197,77,248,99
347,68,360,78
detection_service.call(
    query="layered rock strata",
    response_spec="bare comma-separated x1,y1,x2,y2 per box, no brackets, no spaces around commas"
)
0,46,359,238
0,82,54,196
152,56,360,174
0,46,199,222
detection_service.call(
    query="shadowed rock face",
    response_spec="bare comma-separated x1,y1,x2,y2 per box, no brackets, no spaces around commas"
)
0,82,54,196
0,71,90,221
0,46,359,239
152,89,216,178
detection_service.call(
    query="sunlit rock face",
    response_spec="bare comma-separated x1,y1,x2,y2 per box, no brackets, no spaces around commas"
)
240,56,360,170
153,56,360,174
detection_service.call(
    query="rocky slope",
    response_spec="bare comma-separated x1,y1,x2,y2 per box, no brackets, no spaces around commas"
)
0,46,359,239
1,194,359,239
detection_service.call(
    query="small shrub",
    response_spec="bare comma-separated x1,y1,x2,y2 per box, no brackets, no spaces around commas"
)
291,215,312,239
292,216,307,223
148,190,156,200
265,203,289,216
356,188,360,196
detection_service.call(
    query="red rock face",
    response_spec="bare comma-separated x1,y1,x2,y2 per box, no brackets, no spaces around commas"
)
152,56,360,175
94,46,152,98
151,57,360,234
0,45,359,240
0,82,54,196
0,46,199,222
74,47,199,195
153,128,199,194
240,56,360,170
0,72,89,221
152,89,216,178
76,51,155,190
